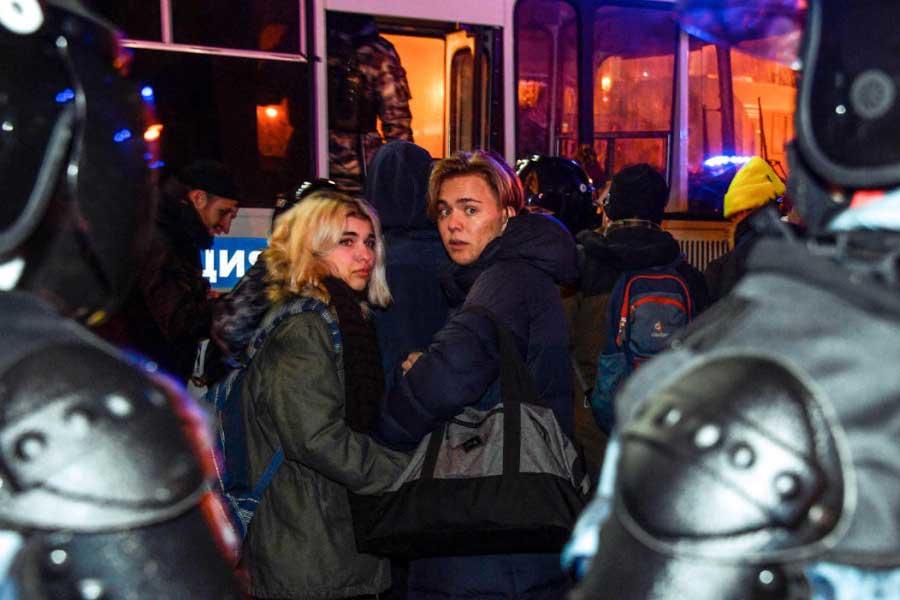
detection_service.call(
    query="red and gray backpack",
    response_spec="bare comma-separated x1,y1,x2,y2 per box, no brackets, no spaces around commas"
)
590,259,694,433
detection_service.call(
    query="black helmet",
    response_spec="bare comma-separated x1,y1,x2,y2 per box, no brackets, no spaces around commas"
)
0,0,154,323
272,178,338,224
516,155,599,236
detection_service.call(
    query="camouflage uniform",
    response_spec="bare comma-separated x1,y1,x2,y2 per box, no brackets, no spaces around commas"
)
329,34,414,196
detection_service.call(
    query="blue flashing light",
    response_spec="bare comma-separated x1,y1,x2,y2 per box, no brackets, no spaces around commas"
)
140,86,154,100
148,160,166,170
55,88,75,104
113,128,132,143
703,155,753,169
143,152,153,161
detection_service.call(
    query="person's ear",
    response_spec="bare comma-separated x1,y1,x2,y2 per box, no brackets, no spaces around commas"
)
501,205,516,231
187,189,207,210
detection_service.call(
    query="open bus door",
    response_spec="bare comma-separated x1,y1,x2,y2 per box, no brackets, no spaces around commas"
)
316,1,508,180
445,26,504,157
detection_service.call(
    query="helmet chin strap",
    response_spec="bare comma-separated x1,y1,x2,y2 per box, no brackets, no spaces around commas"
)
0,257,25,291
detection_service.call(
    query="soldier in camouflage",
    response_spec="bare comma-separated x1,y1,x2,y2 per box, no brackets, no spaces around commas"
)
328,13,414,196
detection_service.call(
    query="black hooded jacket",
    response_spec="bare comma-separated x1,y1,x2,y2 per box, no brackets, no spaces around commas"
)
376,212,579,449
374,212,579,599
579,225,708,301
99,190,214,383
365,141,450,396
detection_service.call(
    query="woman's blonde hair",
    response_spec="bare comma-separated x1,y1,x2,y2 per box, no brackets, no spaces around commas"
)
263,190,391,307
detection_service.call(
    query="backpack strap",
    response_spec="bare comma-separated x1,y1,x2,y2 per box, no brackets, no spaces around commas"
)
238,296,343,513
245,297,343,363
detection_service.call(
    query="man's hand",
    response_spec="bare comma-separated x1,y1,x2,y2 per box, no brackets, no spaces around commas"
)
401,351,423,374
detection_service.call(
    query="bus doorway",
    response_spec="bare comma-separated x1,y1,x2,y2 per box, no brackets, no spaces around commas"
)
324,11,503,186
383,24,500,158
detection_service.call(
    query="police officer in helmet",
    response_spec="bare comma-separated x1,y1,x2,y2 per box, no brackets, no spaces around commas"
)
565,1,900,597
516,155,600,236
0,0,239,596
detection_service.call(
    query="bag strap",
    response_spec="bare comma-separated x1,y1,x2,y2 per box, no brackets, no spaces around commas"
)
241,297,342,498
464,305,543,410
444,305,544,476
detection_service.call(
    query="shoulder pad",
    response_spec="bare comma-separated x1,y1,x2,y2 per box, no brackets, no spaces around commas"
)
574,354,850,600
0,343,207,531
616,353,852,563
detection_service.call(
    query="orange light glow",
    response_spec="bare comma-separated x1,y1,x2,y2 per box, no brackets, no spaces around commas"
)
518,80,544,109
382,33,446,159
601,76,612,92
143,124,163,142
256,99,293,158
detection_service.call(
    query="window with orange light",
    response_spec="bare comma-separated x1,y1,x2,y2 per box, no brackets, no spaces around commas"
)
123,50,310,208
93,1,303,54
686,37,796,213
592,5,677,182
515,0,579,159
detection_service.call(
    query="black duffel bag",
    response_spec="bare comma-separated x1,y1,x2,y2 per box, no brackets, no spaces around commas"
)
352,307,590,558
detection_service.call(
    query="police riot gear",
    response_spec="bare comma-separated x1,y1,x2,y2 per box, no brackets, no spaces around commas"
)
573,354,849,600
1,0,154,323
0,1,239,596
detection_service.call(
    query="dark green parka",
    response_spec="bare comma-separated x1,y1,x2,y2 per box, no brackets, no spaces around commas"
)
242,302,408,599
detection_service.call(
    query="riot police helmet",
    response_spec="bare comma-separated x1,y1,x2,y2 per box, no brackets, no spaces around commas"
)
0,0,155,324
516,155,599,235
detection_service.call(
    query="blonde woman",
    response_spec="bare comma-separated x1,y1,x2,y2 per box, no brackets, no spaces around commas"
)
240,191,407,599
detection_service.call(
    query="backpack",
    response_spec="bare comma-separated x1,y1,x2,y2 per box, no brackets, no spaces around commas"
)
203,297,342,541
590,259,694,434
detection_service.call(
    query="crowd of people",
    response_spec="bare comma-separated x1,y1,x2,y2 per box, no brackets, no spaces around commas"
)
167,141,714,600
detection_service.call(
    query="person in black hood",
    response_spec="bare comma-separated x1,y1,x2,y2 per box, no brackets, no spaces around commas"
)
570,163,709,416
375,150,578,600
365,141,450,397
99,160,240,383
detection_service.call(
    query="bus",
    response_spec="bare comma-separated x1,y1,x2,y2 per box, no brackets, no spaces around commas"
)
92,0,799,286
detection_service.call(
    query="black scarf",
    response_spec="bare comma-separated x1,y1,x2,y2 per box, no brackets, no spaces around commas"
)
323,277,383,433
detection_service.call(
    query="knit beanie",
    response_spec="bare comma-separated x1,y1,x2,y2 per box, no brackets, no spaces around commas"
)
605,163,669,224
178,160,239,201
723,157,785,218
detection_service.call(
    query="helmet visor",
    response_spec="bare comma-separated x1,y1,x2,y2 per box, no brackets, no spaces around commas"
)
0,23,74,255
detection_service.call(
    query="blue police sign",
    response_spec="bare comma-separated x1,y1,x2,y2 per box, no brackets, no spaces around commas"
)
200,236,268,290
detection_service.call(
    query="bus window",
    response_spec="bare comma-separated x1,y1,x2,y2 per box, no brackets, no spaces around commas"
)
94,1,303,54
126,50,311,208
515,0,579,159
92,1,162,41
172,0,302,53
592,5,677,181
687,38,797,212
91,1,312,209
